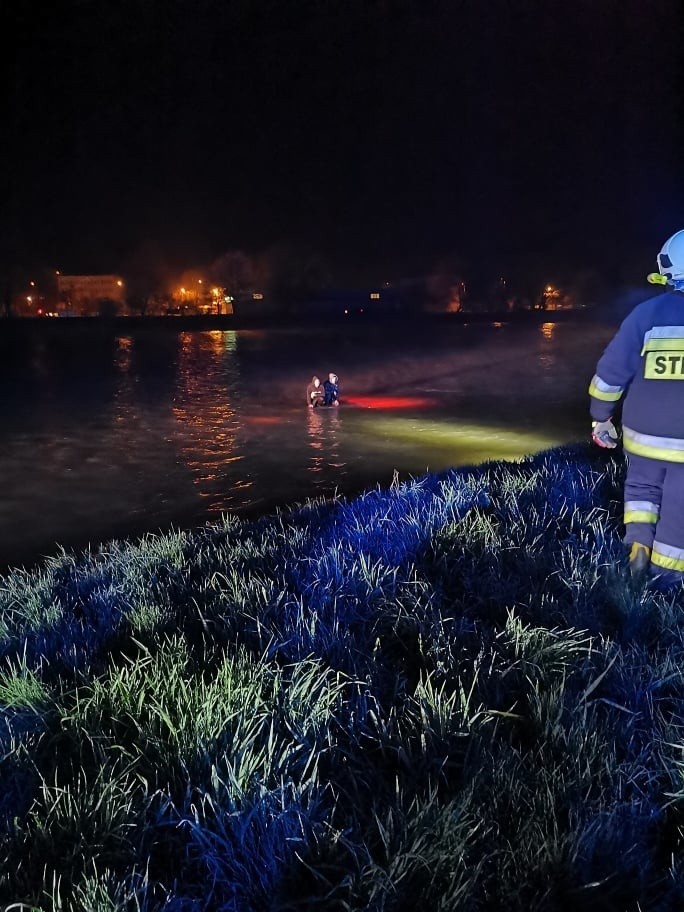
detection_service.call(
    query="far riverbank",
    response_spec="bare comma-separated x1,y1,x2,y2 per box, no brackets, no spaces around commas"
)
0,307,596,337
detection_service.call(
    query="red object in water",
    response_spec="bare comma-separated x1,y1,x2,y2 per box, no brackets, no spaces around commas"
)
344,396,436,410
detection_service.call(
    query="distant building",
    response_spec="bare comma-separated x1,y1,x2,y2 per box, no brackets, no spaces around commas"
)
57,275,125,316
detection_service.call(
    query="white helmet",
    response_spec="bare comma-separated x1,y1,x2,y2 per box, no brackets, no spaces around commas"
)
657,230,684,283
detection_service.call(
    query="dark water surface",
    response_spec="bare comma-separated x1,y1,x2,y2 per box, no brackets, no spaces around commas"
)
0,317,615,570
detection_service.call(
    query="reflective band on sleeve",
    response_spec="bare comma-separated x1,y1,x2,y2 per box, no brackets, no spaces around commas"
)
588,374,624,402
625,500,660,515
623,426,684,462
624,499,659,525
624,510,659,525
652,541,684,572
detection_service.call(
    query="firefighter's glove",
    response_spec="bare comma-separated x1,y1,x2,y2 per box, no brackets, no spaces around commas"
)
592,419,618,449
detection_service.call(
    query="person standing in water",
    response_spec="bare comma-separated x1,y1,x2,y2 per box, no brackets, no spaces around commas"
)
323,372,340,407
306,375,324,408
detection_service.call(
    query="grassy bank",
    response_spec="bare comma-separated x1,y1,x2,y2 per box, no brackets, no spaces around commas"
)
1,444,684,911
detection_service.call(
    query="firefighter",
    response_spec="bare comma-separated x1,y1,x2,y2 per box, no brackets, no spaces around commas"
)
323,372,340,407
589,229,684,584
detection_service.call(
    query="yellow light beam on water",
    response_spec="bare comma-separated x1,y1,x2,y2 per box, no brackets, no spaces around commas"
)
364,416,565,466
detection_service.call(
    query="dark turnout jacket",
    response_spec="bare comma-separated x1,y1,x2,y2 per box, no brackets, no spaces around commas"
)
306,378,324,406
589,290,684,460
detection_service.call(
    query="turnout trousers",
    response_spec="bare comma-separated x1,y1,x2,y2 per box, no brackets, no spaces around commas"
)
623,451,684,583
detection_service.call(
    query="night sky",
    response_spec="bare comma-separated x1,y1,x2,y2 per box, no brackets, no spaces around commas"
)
3,0,682,287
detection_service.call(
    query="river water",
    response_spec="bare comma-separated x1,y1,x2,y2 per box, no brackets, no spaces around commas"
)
0,316,616,570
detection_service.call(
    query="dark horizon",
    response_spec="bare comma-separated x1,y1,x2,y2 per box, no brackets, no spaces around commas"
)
3,0,683,289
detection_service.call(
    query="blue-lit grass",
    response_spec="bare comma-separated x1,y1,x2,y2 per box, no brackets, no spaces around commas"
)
2,443,684,909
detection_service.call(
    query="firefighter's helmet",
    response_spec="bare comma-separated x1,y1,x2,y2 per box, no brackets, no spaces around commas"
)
657,230,684,282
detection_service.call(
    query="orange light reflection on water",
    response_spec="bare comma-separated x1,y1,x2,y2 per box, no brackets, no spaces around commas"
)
244,415,286,425
306,405,344,484
172,330,251,511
